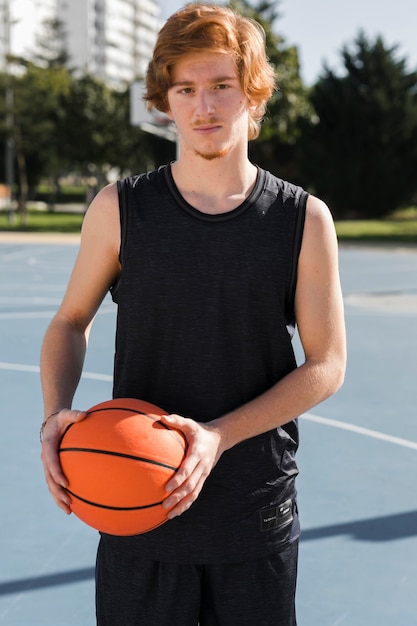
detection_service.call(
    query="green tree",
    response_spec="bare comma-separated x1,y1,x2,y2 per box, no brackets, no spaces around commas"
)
2,60,72,220
228,0,313,180
58,75,118,175
33,18,70,68
59,77,167,189
298,32,417,218
0,72,11,192
110,87,176,175
0,16,73,221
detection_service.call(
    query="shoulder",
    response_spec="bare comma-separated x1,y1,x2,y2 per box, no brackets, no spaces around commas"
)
261,168,302,200
71,182,121,280
260,170,308,220
304,194,337,245
54,183,122,326
85,182,119,218
81,183,120,249
299,194,339,275
119,167,167,192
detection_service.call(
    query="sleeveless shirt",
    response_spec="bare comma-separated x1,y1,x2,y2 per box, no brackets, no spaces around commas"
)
108,164,307,563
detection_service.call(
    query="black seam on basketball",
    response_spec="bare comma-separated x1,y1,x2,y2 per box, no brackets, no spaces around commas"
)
88,406,152,417
87,406,180,437
59,447,179,471
87,406,166,425
61,406,187,451
66,489,164,511
59,408,160,444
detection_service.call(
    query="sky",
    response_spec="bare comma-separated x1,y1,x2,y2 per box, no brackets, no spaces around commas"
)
161,0,417,85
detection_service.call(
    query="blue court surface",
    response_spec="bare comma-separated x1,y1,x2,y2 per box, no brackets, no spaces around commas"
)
0,233,416,625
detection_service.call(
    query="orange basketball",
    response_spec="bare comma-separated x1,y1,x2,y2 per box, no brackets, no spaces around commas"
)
58,398,186,536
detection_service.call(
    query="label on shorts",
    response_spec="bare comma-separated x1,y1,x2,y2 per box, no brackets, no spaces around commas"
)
259,498,293,532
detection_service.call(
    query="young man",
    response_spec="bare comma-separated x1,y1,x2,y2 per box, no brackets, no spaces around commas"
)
40,4,346,624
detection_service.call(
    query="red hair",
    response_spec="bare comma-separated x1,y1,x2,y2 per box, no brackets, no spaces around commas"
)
145,3,276,140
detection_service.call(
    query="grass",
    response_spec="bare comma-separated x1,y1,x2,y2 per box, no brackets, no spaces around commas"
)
335,218,417,243
0,208,84,233
335,206,417,243
1,205,417,243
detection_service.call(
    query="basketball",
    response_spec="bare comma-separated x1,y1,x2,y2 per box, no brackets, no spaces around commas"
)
58,398,187,536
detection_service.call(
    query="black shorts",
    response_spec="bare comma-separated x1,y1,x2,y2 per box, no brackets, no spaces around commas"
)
95,536,298,625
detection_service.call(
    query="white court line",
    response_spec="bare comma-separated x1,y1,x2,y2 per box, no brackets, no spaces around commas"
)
0,305,116,320
0,311,62,320
302,413,417,451
0,311,54,319
1,361,416,451
0,362,112,382
0,297,62,304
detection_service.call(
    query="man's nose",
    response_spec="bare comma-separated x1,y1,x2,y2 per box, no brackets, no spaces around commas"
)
195,90,215,116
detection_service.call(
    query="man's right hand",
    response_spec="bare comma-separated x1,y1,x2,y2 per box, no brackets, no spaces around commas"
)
40,409,87,513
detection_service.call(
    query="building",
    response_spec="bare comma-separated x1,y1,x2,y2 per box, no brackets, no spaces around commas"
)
0,0,161,87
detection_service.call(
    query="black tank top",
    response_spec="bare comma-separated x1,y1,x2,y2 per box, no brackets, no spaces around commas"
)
109,164,307,562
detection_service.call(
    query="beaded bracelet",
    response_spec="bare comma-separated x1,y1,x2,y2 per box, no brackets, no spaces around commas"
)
39,410,62,444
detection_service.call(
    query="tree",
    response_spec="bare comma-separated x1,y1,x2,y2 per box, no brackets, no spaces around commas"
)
33,18,70,69
2,59,72,219
58,75,118,176
298,32,417,218
228,0,313,180
110,87,176,175
0,16,73,221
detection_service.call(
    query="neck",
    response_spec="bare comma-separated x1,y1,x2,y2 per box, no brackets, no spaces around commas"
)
171,153,257,215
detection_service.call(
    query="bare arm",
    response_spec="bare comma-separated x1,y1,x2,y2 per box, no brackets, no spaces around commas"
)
40,183,121,512
162,195,347,516
211,194,346,444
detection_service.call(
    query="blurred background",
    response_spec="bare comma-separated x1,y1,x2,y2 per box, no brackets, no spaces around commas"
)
0,0,416,232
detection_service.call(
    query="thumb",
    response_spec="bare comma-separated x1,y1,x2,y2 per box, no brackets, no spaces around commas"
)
59,409,88,430
73,409,88,422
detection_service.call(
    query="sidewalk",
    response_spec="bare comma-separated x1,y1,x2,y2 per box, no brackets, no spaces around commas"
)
0,231,80,244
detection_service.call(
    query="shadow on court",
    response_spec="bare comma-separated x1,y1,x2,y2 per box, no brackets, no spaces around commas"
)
0,568,95,596
2,507,417,598
301,509,417,543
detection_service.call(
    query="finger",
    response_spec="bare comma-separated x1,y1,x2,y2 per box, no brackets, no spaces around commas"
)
164,470,207,519
41,410,87,485
43,464,72,514
51,485,72,515
42,443,69,488
165,445,201,493
72,409,88,422
163,455,208,509
59,409,88,430
159,413,187,432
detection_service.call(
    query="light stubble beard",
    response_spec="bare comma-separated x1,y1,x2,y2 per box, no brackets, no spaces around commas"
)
192,117,231,161
194,146,230,161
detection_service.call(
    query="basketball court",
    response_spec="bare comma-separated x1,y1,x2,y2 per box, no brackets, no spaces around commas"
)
1,233,416,625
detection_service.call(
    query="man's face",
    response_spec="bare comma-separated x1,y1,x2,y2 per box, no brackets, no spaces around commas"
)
166,51,252,161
